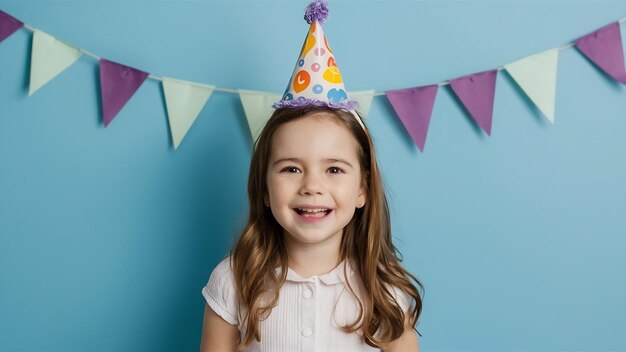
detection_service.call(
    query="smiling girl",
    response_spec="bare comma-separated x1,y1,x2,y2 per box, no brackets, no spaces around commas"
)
200,106,423,351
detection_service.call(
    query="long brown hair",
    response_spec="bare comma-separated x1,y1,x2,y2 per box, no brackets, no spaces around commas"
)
231,106,424,350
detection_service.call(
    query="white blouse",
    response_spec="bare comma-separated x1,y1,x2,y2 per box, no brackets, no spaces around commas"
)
202,256,412,352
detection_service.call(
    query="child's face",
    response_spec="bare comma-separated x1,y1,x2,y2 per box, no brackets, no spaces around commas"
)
265,113,366,249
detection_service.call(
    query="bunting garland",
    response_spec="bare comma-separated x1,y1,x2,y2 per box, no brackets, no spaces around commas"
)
449,70,498,136
348,90,376,119
504,48,559,123
0,10,22,43
99,59,149,127
29,30,82,96
1,9,626,152
239,90,282,142
162,78,215,149
385,85,438,152
575,21,626,84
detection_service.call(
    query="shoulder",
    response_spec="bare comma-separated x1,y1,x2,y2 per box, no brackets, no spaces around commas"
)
206,256,236,293
387,284,416,314
211,256,235,279
202,256,239,325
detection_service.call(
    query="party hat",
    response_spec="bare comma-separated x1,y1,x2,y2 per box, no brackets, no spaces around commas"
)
273,0,360,117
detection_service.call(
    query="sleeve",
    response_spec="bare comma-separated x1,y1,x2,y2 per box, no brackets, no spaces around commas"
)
201,256,239,325
390,285,415,314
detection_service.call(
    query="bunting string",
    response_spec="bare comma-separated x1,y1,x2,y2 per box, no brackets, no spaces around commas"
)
22,23,240,94
2,10,626,151
21,15,626,96
369,14,626,94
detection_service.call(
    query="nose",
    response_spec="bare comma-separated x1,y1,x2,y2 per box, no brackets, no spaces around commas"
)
299,171,324,195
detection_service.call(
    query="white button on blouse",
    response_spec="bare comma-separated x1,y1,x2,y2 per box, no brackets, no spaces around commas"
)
202,256,412,352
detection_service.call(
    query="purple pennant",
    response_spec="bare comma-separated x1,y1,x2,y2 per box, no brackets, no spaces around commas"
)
0,10,23,44
449,69,498,136
386,85,438,152
99,59,149,127
575,22,626,85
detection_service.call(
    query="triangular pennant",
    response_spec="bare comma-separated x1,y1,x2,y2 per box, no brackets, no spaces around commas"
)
99,59,149,127
575,22,626,85
29,30,82,96
348,90,375,118
449,69,498,135
0,10,23,44
504,48,559,123
238,90,282,142
386,85,438,152
162,77,215,150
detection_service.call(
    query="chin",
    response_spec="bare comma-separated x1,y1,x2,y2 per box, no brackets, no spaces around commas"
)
287,230,341,244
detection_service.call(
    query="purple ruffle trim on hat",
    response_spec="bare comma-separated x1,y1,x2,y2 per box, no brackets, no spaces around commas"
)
304,0,329,25
273,98,359,111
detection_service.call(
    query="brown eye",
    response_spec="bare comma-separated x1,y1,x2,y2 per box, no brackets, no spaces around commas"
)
328,167,344,174
281,167,300,173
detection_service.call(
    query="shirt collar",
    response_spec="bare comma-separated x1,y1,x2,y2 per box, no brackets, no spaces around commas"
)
277,258,356,285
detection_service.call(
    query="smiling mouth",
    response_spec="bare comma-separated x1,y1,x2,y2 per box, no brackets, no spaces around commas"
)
293,208,332,217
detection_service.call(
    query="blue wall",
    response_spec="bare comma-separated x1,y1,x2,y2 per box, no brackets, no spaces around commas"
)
1,1,625,351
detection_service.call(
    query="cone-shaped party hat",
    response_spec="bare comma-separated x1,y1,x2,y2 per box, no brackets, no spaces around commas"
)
273,0,359,113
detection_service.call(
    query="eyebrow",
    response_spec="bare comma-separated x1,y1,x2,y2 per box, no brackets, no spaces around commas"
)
272,157,354,169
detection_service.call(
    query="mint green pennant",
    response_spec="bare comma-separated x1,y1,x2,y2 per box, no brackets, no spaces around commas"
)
29,30,81,96
504,48,559,123
348,90,375,118
238,90,282,143
162,77,215,149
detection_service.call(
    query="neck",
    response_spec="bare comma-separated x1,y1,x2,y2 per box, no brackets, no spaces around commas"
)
284,232,343,279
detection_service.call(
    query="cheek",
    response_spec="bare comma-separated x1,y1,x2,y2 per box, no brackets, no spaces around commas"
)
336,183,361,205
266,175,281,193
267,177,294,202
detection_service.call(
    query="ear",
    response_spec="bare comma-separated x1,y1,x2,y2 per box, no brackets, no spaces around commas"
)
357,183,367,208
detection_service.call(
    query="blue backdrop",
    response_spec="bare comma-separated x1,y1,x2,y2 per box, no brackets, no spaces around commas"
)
1,1,625,351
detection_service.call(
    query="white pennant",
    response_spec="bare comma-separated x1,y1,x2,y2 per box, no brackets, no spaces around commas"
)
348,90,375,118
504,48,559,123
238,90,282,143
29,30,82,96
162,77,215,149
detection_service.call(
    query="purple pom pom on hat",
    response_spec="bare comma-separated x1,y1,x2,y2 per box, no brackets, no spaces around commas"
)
304,0,329,24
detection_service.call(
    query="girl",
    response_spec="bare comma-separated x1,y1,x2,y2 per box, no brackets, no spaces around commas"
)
200,106,424,351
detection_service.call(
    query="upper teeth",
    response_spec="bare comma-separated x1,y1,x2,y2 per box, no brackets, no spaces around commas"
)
298,208,327,213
